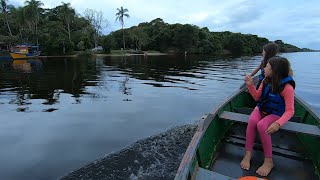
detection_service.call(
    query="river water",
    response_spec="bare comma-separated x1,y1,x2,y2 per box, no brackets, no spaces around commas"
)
0,52,319,179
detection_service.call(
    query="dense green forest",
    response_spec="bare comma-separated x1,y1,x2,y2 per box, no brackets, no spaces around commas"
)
103,18,313,54
0,0,311,55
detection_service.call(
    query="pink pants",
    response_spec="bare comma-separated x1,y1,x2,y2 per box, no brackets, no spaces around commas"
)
245,107,280,158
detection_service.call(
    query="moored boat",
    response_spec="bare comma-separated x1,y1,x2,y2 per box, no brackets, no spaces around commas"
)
175,88,320,180
10,44,40,59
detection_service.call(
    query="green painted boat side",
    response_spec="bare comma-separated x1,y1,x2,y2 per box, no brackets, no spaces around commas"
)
175,89,320,180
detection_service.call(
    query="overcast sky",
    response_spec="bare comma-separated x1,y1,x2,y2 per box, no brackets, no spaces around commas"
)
10,0,320,49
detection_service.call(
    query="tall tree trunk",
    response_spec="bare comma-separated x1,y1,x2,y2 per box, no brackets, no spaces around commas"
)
36,23,39,48
26,21,32,32
19,28,23,43
94,30,97,47
63,41,66,54
95,35,97,47
122,24,125,50
4,13,12,36
67,22,72,44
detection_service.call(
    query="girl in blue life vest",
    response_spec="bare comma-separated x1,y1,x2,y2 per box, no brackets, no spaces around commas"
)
241,57,295,177
250,42,279,88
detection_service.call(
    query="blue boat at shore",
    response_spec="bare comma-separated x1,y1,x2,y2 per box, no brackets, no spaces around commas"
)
10,44,41,59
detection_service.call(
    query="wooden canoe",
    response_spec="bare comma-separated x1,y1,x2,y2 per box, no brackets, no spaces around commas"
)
175,88,320,180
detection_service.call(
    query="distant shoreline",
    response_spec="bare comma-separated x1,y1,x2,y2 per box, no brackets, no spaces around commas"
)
39,51,320,58
2,51,319,60
96,52,169,57
32,52,169,58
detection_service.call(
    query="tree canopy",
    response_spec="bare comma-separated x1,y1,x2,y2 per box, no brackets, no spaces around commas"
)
101,18,306,55
0,1,305,55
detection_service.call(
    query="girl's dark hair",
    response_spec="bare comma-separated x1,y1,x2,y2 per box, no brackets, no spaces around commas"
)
261,42,279,68
265,57,292,93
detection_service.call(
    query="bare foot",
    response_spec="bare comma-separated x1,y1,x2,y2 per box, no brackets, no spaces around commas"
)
240,151,252,170
256,157,274,176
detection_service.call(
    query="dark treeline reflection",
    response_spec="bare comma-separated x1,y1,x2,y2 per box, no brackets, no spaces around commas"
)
0,52,318,180
0,54,252,111
0,57,99,108
100,54,248,83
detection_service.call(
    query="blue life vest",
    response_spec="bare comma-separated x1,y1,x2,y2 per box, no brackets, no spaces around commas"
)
257,76,295,116
258,68,265,81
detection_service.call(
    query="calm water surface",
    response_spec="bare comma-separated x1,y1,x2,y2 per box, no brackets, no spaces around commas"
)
0,52,319,179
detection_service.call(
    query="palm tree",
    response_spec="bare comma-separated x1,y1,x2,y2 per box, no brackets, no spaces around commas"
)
1,0,13,36
10,7,26,43
57,2,75,44
115,6,129,50
24,0,43,46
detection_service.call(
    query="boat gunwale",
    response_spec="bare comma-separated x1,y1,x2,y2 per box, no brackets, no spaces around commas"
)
294,95,320,123
175,89,320,180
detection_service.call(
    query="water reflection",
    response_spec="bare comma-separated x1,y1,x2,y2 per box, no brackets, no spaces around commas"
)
12,59,43,73
100,55,257,90
1,54,319,113
0,52,319,180
0,58,99,111
0,55,269,112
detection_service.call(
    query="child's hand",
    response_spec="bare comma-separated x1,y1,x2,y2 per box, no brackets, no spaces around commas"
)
244,73,253,86
266,122,280,134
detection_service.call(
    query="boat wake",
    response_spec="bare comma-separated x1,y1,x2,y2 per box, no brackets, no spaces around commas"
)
60,124,196,180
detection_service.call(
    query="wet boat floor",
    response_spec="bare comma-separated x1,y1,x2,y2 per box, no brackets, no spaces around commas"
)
210,123,318,180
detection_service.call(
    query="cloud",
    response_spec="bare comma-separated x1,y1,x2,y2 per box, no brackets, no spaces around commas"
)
178,12,209,24
231,2,320,49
